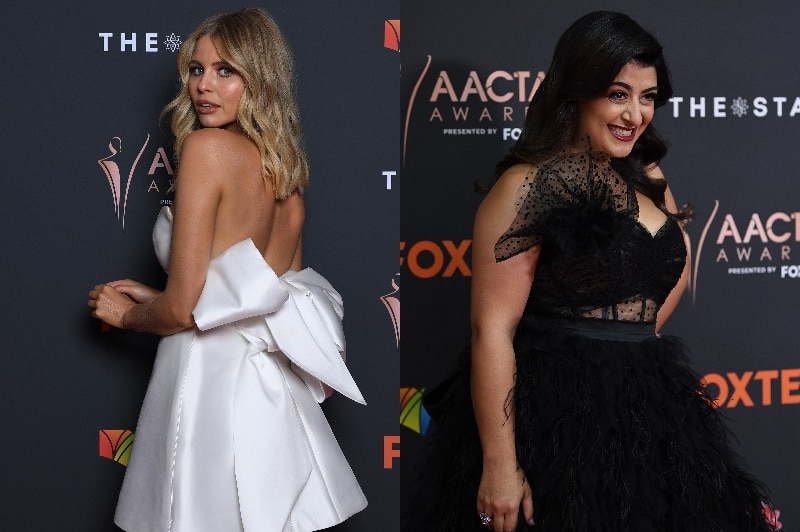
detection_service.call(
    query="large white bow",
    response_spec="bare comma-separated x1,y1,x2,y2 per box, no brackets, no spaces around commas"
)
193,239,365,405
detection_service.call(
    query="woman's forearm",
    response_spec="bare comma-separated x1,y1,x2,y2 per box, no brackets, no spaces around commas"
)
471,331,519,467
122,294,195,336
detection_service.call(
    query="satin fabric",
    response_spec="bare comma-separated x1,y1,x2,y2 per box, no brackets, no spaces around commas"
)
114,207,367,532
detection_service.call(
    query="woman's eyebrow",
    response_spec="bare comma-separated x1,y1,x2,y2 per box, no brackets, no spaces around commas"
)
609,81,658,92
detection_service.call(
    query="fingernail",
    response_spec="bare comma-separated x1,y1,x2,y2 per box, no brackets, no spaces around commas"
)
527,517,535,526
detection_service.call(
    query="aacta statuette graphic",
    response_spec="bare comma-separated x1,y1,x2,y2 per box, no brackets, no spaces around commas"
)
380,274,400,349
98,134,151,230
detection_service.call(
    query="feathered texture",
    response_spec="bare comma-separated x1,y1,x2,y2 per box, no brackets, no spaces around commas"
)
406,321,776,532
513,319,772,531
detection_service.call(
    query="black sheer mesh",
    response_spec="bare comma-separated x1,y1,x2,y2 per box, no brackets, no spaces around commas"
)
494,150,686,323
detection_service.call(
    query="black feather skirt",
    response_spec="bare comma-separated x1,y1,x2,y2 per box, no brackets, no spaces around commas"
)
408,315,775,532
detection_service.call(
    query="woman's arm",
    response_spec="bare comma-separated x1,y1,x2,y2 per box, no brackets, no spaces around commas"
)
89,129,229,335
471,165,537,531
106,279,161,304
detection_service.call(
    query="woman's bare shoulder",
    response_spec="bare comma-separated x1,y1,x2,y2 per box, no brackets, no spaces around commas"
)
183,129,257,163
476,164,535,230
486,164,534,200
184,127,235,147
180,129,260,183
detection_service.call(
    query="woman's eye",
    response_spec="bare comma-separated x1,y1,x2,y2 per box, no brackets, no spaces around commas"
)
219,66,235,77
641,92,658,105
189,66,203,76
608,91,627,102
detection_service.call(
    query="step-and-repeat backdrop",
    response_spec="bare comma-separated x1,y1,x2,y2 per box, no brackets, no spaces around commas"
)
1,2,398,530
402,1,797,528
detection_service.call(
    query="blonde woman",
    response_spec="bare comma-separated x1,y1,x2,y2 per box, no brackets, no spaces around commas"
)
89,9,366,531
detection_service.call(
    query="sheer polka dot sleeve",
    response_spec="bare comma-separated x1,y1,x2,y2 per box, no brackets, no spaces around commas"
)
494,151,615,262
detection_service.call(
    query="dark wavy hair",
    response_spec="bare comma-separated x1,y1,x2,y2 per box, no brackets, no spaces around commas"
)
496,11,688,218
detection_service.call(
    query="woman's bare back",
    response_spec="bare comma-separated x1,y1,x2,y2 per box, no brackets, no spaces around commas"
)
184,128,304,276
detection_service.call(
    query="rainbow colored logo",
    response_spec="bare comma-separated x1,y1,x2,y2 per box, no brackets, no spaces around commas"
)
384,20,400,51
99,429,134,467
400,387,430,435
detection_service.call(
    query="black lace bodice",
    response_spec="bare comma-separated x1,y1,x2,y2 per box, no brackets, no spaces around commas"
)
494,151,686,323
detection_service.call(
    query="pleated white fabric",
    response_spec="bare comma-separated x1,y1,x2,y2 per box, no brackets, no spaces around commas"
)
114,207,367,532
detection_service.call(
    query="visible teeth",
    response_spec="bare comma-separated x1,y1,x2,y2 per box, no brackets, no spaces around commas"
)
609,126,633,138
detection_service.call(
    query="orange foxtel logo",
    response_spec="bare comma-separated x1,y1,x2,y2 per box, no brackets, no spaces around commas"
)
384,20,399,51
99,429,134,467
702,368,800,408
383,435,400,468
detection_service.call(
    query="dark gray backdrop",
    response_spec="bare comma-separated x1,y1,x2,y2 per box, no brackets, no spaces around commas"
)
1,1,399,530
401,1,798,528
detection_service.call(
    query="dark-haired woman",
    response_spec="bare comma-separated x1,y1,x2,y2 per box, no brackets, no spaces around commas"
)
419,11,775,532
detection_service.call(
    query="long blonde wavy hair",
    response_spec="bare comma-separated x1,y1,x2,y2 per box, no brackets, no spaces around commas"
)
163,8,308,199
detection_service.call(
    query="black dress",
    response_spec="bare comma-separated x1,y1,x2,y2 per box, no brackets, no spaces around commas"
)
411,151,775,531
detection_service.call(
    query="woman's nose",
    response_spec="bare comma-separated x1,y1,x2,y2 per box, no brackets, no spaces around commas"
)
197,72,212,92
622,100,642,125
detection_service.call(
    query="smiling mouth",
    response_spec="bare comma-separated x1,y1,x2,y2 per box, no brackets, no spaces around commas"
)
608,125,636,141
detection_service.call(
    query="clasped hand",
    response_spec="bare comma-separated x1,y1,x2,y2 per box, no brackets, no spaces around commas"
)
88,279,159,329
477,461,534,531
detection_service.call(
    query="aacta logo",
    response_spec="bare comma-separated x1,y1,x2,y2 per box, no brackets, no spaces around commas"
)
98,134,174,229
98,32,182,52
762,502,783,531
384,20,399,52
686,201,800,301
428,69,541,105
99,429,134,467
380,274,400,348
400,240,472,278
403,57,544,161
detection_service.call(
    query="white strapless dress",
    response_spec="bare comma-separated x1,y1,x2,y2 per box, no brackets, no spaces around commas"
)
114,207,367,532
